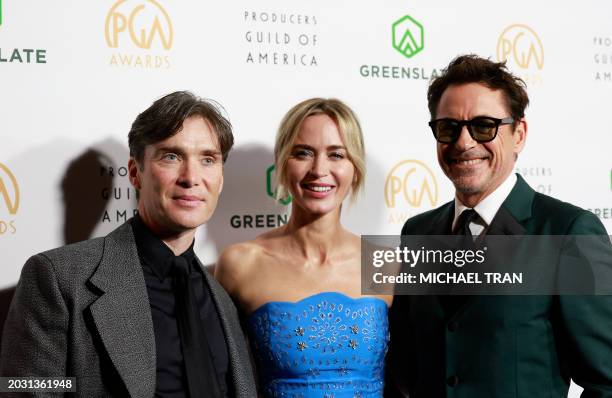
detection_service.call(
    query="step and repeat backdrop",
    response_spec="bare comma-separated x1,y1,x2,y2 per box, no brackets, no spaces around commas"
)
0,0,612,280
1,1,611,395
2,1,612,275
1,0,611,281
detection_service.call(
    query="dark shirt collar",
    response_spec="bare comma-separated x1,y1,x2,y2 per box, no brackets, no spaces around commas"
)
131,214,196,280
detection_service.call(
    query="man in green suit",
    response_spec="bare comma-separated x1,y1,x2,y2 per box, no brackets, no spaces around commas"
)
386,55,612,397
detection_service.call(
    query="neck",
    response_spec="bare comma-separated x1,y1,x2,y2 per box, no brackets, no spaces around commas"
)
138,211,196,256
284,207,346,263
160,231,196,256
455,171,513,208
455,192,486,208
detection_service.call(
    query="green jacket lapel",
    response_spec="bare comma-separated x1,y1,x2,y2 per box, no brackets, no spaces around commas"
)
489,174,533,235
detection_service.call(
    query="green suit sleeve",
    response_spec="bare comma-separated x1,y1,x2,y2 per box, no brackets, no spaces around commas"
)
557,212,612,397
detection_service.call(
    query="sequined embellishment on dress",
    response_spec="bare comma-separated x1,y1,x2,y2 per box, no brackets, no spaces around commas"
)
248,292,389,398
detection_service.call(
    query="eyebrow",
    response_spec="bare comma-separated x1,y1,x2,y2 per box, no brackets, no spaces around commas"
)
291,144,347,151
154,145,222,157
437,115,502,120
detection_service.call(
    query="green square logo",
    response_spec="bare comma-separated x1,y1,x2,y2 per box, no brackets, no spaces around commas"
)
0,0,3,26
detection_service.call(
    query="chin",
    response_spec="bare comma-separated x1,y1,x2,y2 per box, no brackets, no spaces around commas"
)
454,185,482,194
310,208,334,216
451,177,486,194
296,202,337,217
171,213,209,230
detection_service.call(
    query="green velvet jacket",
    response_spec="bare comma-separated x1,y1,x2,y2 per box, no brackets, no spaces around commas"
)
386,174,612,398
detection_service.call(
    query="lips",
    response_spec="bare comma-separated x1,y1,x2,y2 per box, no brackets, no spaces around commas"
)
446,151,490,166
174,195,202,201
300,183,336,198
452,158,487,165
301,183,335,192
173,195,204,208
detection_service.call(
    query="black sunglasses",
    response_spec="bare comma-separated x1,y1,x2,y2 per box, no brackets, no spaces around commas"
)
428,116,515,144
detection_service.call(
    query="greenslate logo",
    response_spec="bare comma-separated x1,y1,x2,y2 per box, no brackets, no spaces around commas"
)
0,0,3,26
266,165,291,205
392,15,424,59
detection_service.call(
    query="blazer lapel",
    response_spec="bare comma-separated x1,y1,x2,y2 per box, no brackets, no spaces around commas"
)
430,201,454,235
413,202,456,319
87,222,156,398
448,175,534,320
198,261,256,398
199,268,237,379
488,174,534,235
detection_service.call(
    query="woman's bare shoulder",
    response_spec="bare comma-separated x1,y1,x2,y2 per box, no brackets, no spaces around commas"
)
214,240,263,291
215,228,287,279
217,239,266,271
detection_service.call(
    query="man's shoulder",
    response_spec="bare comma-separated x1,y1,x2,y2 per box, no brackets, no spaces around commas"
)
33,221,134,277
22,238,105,292
531,191,605,234
401,201,453,235
532,190,583,217
40,236,105,262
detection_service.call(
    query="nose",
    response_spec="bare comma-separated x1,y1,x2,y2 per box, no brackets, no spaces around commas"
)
453,125,478,151
309,154,328,178
177,159,200,187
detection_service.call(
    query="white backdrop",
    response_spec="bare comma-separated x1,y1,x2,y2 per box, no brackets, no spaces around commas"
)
1,1,611,395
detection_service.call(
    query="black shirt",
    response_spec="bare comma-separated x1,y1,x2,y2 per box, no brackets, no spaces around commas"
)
131,216,229,397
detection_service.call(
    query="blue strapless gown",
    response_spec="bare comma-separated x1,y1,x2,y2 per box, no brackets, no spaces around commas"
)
247,292,389,398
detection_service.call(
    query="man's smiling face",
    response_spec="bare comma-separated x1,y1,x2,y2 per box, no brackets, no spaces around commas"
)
436,82,527,206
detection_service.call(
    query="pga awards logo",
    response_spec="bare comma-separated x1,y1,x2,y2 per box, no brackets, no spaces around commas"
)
496,24,544,85
0,162,20,235
384,159,438,225
105,0,173,69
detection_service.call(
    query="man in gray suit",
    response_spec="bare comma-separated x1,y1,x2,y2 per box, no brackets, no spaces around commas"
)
0,91,257,397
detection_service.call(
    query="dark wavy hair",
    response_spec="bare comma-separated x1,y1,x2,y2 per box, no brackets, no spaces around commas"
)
428,54,529,126
128,91,234,163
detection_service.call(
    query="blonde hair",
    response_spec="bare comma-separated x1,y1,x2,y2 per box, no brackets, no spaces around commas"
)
274,98,365,203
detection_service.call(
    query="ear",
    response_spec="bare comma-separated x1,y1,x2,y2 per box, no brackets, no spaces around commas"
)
513,118,528,155
218,172,224,194
128,157,141,190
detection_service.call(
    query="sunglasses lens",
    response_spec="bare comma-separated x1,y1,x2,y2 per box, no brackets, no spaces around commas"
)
471,118,498,142
431,117,503,143
434,120,458,143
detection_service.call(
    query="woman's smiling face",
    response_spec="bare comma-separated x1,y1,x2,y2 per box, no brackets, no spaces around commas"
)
285,114,355,216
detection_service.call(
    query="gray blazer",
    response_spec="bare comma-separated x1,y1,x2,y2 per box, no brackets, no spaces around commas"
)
0,221,256,397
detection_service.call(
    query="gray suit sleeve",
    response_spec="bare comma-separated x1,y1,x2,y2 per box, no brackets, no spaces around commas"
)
0,253,69,378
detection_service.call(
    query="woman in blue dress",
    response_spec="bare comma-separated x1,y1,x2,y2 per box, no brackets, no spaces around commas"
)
215,98,392,398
